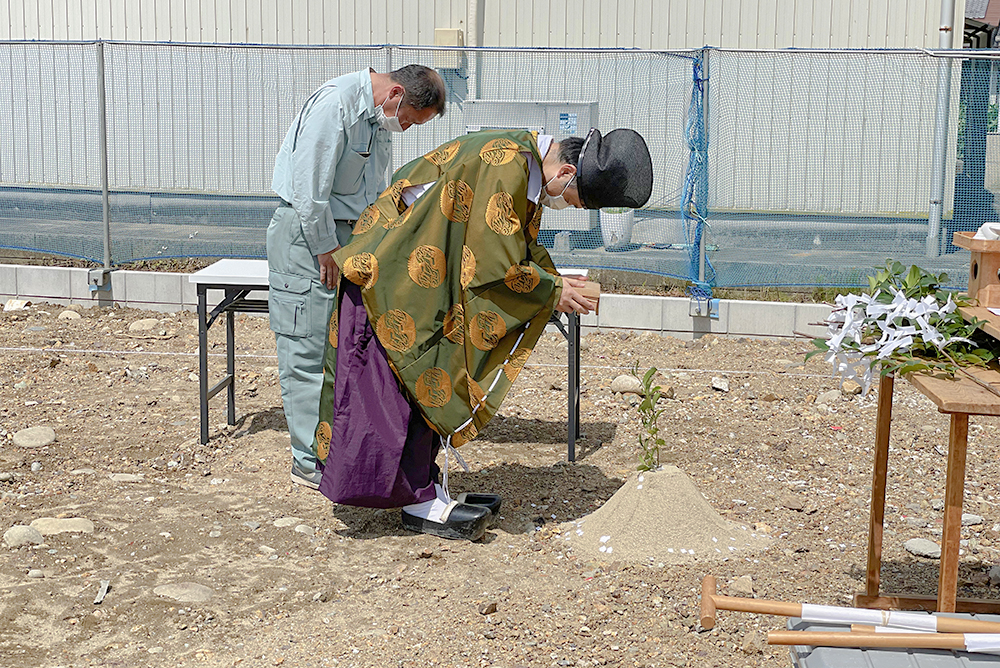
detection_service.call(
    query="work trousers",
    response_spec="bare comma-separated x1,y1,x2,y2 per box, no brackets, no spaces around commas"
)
266,204,353,473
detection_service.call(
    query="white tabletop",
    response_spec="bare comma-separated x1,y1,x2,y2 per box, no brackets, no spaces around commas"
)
189,259,269,286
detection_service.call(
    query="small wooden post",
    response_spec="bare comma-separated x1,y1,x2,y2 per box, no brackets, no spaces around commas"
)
938,413,969,613
865,373,894,598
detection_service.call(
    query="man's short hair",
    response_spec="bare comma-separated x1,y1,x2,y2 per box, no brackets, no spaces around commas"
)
557,137,585,169
390,65,447,117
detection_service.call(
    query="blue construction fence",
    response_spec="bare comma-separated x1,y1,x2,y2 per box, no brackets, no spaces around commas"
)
0,41,996,293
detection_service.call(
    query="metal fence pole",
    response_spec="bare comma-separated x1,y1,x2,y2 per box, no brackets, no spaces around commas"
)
386,45,394,178
926,0,957,258
698,48,710,285
97,40,111,269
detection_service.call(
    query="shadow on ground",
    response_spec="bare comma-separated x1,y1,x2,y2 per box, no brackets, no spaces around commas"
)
479,415,616,450
329,461,623,541
846,559,1000,607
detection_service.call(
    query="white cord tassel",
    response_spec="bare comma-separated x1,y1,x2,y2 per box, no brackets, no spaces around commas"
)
439,434,470,502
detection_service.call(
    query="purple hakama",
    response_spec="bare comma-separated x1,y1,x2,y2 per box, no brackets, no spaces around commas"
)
317,282,440,508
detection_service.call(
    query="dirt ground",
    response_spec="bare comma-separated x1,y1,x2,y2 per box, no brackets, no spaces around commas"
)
3,301,1000,668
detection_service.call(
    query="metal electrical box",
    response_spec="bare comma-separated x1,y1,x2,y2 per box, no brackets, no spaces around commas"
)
465,99,600,232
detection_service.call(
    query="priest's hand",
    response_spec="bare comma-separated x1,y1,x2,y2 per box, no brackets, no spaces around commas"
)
555,277,595,315
317,249,339,290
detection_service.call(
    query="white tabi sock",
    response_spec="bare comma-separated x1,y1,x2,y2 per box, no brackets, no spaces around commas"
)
402,483,452,523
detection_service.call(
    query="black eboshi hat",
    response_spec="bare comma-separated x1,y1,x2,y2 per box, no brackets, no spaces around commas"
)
575,128,653,210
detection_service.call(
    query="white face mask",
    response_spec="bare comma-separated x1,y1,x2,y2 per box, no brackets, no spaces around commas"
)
540,175,575,210
375,93,405,133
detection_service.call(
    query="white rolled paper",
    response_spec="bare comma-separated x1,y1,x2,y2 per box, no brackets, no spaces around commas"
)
963,634,1000,653
799,604,940,632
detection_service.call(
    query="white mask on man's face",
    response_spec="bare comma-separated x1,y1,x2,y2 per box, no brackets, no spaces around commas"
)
376,93,405,132
540,175,575,210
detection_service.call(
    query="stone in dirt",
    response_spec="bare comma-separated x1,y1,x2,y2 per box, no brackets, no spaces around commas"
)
109,473,144,483
153,582,215,602
273,517,303,528
129,318,159,332
729,574,754,596
29,518,95,535
816,390,841,405
12,426,56,448
4,525,44,547
780,494,805,511
904,538,941,559
58,310,81,320
566,466,769,565
841,380,862,395
711,377,730,392
610,375,643,395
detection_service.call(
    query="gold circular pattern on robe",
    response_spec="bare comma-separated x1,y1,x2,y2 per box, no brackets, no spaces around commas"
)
424,140,460,167
342,252,379,289
407,245,447,288
415,367,453,408
460,246,476,289
383,206,412,230
375,309,416,352
469,310,507,351
485,192,521,236
315,422,332,461
383,178,413,213
526,203,543,240
457,420,479,445
443,302,465,344
504,347,531,381
504,264,540,293
328,309,338,348
479,138,520,166
352,205,381,235
467,376,485,409
439,179,474,223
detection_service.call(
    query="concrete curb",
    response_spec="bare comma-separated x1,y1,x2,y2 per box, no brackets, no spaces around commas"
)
0,263,831,340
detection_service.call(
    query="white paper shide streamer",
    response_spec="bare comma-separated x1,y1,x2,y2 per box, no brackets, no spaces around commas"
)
822,287,967,394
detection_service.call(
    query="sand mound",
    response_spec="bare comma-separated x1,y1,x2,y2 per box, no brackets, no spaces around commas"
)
562,465,769,565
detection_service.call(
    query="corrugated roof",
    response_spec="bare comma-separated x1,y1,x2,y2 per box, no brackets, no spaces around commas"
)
968,0,990,19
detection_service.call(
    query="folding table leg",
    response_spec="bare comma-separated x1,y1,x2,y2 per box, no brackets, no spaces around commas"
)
226,307,236,426
198,286,210,445
567,313,579,462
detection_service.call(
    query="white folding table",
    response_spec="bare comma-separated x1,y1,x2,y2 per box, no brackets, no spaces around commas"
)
189,259,270,445
188,259,583,459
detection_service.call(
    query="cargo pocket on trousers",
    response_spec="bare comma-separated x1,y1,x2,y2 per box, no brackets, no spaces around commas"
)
268,271,312,337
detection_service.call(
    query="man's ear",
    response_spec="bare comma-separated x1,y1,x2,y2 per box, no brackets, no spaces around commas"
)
561,165,577,179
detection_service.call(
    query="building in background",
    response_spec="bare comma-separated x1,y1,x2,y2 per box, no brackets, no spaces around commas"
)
0,1,973,49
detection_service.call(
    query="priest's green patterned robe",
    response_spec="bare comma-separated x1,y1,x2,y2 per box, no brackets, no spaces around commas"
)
312,130,562,463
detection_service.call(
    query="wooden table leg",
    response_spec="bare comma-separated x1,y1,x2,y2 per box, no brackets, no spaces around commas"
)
938,412,969,613
865,373,894,600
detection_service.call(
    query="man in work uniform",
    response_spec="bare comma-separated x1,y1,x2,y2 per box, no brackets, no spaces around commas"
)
268,65,446,489
314,127,653,540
